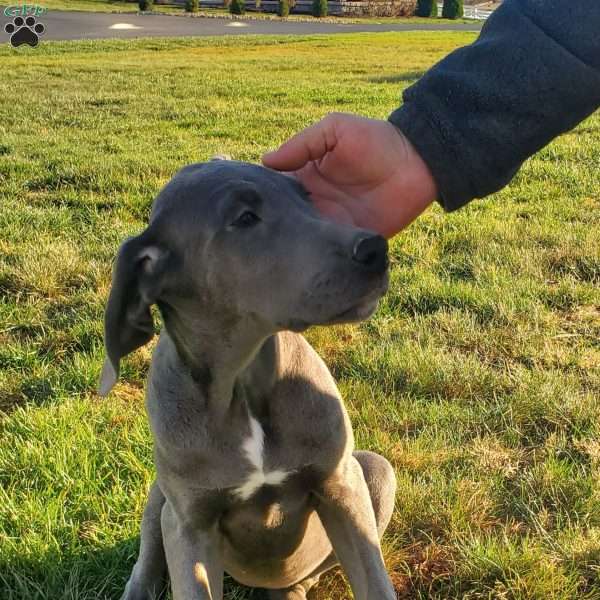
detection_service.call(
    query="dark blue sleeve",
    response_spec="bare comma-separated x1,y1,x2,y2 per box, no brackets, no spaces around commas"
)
388,0,600,211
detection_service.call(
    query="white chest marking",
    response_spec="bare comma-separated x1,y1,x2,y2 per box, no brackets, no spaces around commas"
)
235,416,290,501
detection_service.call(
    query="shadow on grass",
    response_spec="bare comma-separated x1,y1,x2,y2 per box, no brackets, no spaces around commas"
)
0,536,271,599
564,126,600,135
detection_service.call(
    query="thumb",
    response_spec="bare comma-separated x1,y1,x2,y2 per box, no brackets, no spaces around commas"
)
262,116,338,172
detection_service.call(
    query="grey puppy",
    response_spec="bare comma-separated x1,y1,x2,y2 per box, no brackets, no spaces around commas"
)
99,160,397,600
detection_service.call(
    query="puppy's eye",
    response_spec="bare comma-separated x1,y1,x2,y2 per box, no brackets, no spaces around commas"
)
232,211,260,228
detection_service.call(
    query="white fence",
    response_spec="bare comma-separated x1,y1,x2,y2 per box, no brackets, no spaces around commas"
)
438,3,493,20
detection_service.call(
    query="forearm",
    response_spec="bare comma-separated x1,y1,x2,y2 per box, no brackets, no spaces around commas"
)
389,0,600,211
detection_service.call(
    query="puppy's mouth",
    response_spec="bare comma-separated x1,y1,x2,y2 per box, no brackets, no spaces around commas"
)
287,271,389,332
327,276,389,325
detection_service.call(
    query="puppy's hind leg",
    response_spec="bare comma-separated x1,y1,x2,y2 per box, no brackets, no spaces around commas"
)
122,481,168,600
354,450,396,538
268,451,396,600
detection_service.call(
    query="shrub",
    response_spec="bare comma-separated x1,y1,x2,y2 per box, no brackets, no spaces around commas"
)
138,0,153,10
278,0,290,16
343,0,417,17
185,0,199,11
230,0,245,13
255,0,262,9
442,0,463,18
416,0,436,17
312,0,327,17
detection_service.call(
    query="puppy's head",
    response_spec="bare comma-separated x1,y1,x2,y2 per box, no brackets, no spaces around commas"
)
99,160,388,395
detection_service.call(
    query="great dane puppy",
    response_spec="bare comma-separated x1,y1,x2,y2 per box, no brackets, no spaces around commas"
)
99,160,397,600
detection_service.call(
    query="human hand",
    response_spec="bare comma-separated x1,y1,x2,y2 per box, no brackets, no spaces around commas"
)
262,113,438,238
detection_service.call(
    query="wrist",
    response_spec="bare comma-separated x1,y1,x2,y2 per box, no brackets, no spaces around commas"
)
381,124,438,237
403,133,438,204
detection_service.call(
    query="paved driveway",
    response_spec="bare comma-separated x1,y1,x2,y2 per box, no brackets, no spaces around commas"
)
1,9,481,42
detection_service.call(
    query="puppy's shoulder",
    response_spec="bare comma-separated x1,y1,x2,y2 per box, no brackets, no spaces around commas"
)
277,331,339,398
272,332,353,467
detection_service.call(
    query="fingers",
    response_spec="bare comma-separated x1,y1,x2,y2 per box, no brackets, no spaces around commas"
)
262,114,340,171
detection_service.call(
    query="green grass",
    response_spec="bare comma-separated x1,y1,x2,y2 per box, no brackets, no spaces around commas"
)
38,0,143,12
0,32,599,600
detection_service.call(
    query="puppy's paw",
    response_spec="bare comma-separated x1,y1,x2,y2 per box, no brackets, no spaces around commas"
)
121,578,164,600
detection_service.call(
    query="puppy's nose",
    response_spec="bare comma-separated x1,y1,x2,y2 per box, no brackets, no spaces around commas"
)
352,235,388,272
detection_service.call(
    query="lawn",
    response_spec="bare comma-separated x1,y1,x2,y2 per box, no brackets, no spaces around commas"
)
0,31,599,600
32,0,142,12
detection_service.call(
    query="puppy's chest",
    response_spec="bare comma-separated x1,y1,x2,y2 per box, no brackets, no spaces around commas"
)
151,378,349,501
230,408,340,502
232,415,290,501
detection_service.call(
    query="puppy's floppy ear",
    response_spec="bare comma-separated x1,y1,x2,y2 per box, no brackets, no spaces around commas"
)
98,231,169,397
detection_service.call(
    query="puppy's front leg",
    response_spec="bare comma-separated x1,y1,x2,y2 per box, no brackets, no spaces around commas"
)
122,482,167,600
161,502,223,600
315,456,395,600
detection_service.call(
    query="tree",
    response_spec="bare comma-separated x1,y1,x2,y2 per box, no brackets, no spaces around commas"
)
278,0,290,16
442,0,463,19
185,0,199,12
230,0,246,14
416,0,437,17
312,0,327,17
138,0,153,10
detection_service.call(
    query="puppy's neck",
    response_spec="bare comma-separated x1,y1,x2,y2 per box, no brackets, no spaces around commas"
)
159,303,278,420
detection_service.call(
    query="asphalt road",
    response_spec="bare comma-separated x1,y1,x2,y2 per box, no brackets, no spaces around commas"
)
1,9,481,42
